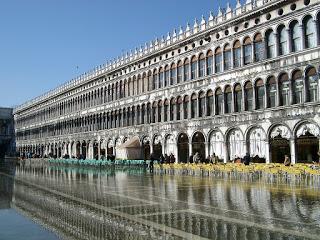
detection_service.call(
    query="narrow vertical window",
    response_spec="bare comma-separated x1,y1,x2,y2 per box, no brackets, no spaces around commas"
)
225,86,232,113
215,47,222,73
199,53,205,77
183,96,189,119
234,84,242,112
164,65,170,87
306,67,318,102
198,92,205,117
191,94,197,118
158,101,162,122
278,25,288,55
304,16,316,49
290,21,301,52
224,44,231,71
266,30,276,58
255,79,265,109
267,76,277,108
215,88,223,115
170,63,176,85
159,67,164,89
233,40,241,68
177,61,183,83
191,56,197,80
206,90,214,116
244,81,253,111
292,70,303,104
279,73,290,106
254,33,264,62
206,50,213,75
243,37,252,65
184,59,190,81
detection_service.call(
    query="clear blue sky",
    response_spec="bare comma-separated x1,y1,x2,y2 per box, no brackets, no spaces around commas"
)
0,0,242,108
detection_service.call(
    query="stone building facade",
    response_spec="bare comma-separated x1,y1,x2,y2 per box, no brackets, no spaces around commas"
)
14,0,320,163
0,108,15,158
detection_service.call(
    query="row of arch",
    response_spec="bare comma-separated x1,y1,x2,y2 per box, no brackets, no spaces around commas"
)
16,65,319,141
19,121,320,164
16,13,320,128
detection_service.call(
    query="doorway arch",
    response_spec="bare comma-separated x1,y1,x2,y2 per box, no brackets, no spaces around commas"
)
178,133,189,163
296,122,320,163
192,132,205,161
269,125,291,163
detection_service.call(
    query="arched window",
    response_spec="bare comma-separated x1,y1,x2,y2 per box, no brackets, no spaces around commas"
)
199,92,205,117
278,25,288,56
183,96,189,119
306,67,318,102
191,93,197,118
152,102,157,123
119,80,123,98
224,44,231,71
158,101,162,122
170,98,176,121
153,69,158,90
159,67,164,88
184,59,190,81
164,99,169,122
142,73,147,93
127,107,131,126
266,29,276,58
292,70,303,104
164,65,169,87
170,63,176,85
206,50,213,75
177,61,183,83
131,106,135,126
254,33,264,62
176,97,182,120
206,90,214,116
215,47,222,73
136,106,140,125
191,56,197,80
132,76,137,96
304,16,316,49
147,71,152,91
243,37,252,65
267,76,277,108
290,21,301,52
215,88,223,115
279,73,290,106
244,81,253,111
141,104,145,124
225,86,232,114
146,103,151,124
233,40,241,68
137,75,141,95
255,79,265,109
234,84,242,112
199,53,205,77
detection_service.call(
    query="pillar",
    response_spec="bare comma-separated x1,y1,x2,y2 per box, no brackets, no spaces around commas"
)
188,140,193,162
205,141,209,158
290,138,296,164
223,141,228,163
265,141,270,164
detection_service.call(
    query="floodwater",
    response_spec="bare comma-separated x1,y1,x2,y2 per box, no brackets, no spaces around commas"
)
0,161,320,240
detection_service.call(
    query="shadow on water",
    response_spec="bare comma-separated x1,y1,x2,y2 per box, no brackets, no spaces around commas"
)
1,160,320,239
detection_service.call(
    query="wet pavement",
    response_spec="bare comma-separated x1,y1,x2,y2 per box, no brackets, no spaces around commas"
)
1,161,320,239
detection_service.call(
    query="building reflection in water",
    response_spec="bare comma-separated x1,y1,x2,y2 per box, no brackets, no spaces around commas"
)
7,164,320,240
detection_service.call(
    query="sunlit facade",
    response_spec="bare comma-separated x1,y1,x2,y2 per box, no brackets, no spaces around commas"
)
14,0,320,163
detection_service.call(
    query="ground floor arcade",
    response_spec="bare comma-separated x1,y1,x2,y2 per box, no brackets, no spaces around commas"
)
17,120,320,164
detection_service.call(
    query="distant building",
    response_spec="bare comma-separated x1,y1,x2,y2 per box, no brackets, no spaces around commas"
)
14,0,320,163
0,108,15,157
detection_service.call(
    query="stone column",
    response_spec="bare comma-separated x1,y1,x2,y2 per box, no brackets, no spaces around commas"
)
265,141,270,164
205,141,209,158
290,138,296,164
223,141,228,163
188,140,193,162
98,143,101,160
